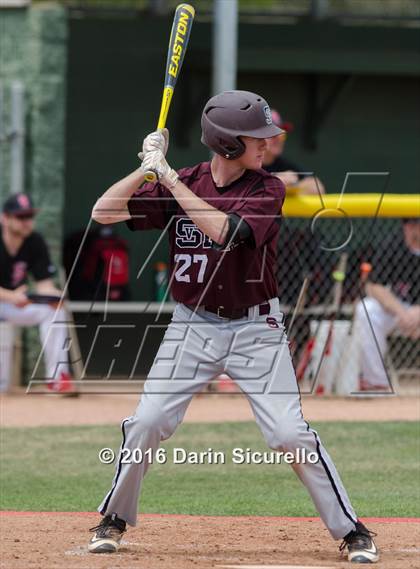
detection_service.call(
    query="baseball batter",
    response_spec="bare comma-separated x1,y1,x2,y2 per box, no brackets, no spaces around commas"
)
88,91,379,563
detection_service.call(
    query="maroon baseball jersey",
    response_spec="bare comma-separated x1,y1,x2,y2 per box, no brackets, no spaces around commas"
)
127,161,285,309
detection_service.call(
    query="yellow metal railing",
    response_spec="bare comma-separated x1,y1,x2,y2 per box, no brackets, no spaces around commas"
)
283,193,420,218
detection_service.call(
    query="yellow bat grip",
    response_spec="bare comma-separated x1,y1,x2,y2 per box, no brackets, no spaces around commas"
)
157,87,174,130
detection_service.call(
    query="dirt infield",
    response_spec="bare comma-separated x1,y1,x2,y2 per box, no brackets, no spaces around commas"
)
1,392,419,427
1,394,419,568
0,513,419,569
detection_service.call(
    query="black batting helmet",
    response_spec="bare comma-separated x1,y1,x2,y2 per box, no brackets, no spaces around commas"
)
201,90,283,160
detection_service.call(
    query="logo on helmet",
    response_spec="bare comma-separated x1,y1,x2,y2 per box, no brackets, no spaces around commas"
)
263,105,272,125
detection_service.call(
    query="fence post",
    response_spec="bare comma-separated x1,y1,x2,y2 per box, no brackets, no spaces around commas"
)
212,0,238,95
10,80,25,195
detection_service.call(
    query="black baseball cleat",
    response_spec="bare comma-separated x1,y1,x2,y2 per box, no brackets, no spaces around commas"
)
340,521,379,563
88,513,126,553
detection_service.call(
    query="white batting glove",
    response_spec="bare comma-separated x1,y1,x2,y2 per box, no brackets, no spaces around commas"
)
140,149,179,190
138,128,169,161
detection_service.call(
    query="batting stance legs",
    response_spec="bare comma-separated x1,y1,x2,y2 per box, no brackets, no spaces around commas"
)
98,301,358,540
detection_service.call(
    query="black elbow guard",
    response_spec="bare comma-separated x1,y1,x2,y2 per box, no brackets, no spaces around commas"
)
212,213,252,251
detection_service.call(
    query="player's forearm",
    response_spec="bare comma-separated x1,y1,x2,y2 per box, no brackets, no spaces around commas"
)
92,168,145,224
0,287,15,303
366,282,406,317
35,279,61,296
170,180,229,244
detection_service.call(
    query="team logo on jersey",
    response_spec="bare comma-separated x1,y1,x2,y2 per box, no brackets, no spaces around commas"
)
175,218,212,249
266,317,279,329
263,105,272,125
11,261,27,287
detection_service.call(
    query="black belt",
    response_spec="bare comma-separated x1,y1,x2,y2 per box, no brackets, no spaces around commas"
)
194,302,271,320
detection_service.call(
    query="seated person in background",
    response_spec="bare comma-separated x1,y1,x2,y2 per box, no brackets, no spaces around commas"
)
355,217,420,390
0,193,74,393
263,109,325,195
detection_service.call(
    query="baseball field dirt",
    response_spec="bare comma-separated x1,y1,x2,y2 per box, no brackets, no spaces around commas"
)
2,391,419,426
1,513,419,568
1,392,419,568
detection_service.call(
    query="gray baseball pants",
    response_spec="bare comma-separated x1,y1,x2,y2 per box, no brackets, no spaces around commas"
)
98,299,357,539
0,302,69,384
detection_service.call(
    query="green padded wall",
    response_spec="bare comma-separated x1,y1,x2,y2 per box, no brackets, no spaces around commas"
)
1,4,67,380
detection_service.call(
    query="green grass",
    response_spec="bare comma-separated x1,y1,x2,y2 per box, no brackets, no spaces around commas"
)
1,422,419,517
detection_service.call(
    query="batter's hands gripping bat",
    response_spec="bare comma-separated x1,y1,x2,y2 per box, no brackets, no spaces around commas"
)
144,3,195,183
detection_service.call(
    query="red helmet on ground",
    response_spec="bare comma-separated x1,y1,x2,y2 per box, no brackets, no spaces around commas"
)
201,90,283,160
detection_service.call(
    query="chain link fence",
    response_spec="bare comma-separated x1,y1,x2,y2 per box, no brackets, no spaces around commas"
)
61,213,418,391
277,216,419,390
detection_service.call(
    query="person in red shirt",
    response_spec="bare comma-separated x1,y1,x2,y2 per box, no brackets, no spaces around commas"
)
88,91,378,564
